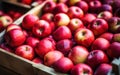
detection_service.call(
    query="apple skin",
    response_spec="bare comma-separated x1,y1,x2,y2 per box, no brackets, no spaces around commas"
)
56,39,73,56
32,20,52,38
53,3,68,14
25,36,39,48
99,32,113,43
94,63,112,75
52,26,72,41
32,57,43,64
53,57,74,73
54,13,70,27
5,29,26,47
112,33,120,42
67,6,84,19
108,17,120,33
0,43,13,53
41,13,54,23
71,63,93,75
75,1,89,13
86,50,109,70
35,38,55,59
88,18,108,36
99,4,112,12
107,42,120,58
82,13,96,26
22,14,39,30
44,50,64,67
42,1,56,13
15,45,35,60
18,0,33,5
6,24,21,32
68,18,84,33
68,46,89,64
91,38,110,51
74,28,95,47
68,0,81,6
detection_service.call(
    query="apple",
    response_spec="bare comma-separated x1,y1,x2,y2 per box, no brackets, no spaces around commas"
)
42,1,56,13
99,4,112,12
112,33,120,42
97,11,113,21
94,63,112,75
82,13,96,26
32,20,52,38
5,29,26,47
44,36,56,47
68,46,89,64
35,38,55,59
114,8,120,17
56,39,73,56
0,10,4,16
67,6,84,19
68,0,81,6
15,45,35,60
107,42,120,58
44,50,64,66
53,57,74,73
54,13,70,27
25,36,39,48
6,24,21,32
91,38,110,51
86,50,109,70
74,28,95,47
71,63,93,75
18,0,33,5
32,57,43,64
68,18,84,33
22,14,39,30
41,13,54,23
88,18,108,36
52,26,72,41
53,3,68,14
75,1,89,13
108,17,120,33
0,43,13,53
57,0,68,4
99,32,113,42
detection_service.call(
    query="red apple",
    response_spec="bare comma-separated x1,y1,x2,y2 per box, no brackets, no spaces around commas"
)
52,26,72,41
74,28,95,47
68,0,81,6
6,24,21,32
68,18,84,33
67,6,84,19
112,33,120,42
56,39,73,56
22,14,39,30
68,46,89,64
35,38,55,59
41,13,54,23
99,4,112,12
53,57,74,73
18,0,33,5
71,63,93,75
44,50,64,66
25,36,39,48
15,45,35,60
32,57,43,64
32,20,52,38
91,38,110,51
0,43,13,53
86,50,109,70
54,13,70,27
88,18,108,36
94,63,112,75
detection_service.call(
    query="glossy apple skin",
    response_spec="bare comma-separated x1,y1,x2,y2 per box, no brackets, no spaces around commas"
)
94,63,112,75
107,42,120,58
56,39,73,56
88,18,108,36
86,50,109,70
74,28,95,47
42,1,56,13
68,0,80,6
75,1,89,13
44,51,64,66
99,4,112,12
53,3,68,14
18,0,33,5
71,63,93,75
35,39,55,59
15,45,35,60
53,57,74,73
52,26,72,41
91,38,110,51
22,14,39,30
67,6,84,19
6,24,21,32
32,20,52,38
41,13,54,23
32,57,43,64
68,46,89,64
54,13,70,27
68,18,84,33
25,36,39,48
5,29,26,47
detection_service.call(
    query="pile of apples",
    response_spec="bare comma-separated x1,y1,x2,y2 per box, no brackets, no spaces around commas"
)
1,0,120,75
